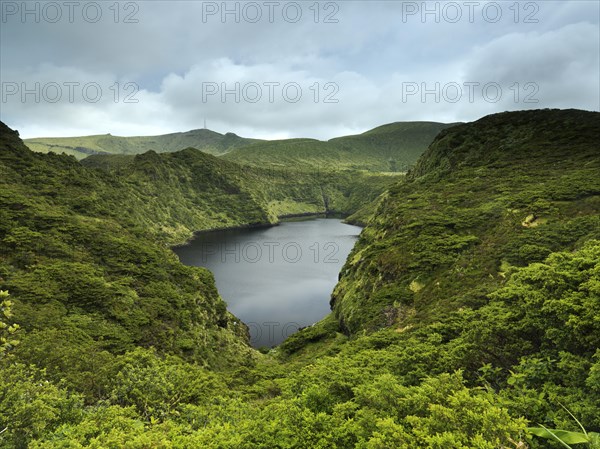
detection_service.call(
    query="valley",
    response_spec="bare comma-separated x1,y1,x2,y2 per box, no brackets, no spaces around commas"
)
1,109,599,448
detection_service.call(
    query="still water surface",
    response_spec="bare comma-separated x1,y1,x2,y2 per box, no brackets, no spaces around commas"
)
174,218,361,347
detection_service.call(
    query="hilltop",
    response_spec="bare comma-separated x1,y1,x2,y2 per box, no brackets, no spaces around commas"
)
25,121,455,171
223,121,456,171
329,121,459,170
24,128,261,159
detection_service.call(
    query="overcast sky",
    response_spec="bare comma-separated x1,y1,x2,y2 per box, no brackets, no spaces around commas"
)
1,0,598,140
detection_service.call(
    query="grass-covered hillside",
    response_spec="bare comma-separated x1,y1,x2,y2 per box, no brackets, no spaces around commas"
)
0,120,393,448
331,109,600,334
329,121,459,171
81,150,395,242
0,121,256,414
1,110,599,448
223,121,455,171
284,108,598,446
26,121,453,171
24,128,261,159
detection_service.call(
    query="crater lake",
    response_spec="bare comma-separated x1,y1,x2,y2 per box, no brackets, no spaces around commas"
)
173,218,362,347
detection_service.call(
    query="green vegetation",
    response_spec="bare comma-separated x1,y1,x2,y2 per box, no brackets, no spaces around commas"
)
529,405,600,447
223,121,455,171
332,109,600,334
0,122,256,369
26,121,453,171
1,109,599,448
0,291,19,358
24,128,261,159
81,149,394,243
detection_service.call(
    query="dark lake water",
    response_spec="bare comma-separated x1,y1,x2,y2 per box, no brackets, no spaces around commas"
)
173,218,362,347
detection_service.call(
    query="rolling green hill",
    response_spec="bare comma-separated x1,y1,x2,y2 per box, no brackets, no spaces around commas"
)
26,121,455,171
329,121,459,170
24,128,261,159
2,110,599,448
223,121,457,171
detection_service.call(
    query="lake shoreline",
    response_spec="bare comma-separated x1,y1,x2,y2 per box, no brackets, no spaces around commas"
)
172,211,361,248
173,217,363,347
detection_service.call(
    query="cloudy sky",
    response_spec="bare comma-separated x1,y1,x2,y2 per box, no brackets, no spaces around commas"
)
1,0,598,140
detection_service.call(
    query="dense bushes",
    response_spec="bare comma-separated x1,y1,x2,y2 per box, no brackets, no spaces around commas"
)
1,110,599,447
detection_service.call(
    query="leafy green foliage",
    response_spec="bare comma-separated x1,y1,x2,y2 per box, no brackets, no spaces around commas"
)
1,110,599,447
529,405,600,448
0,291,19,358
0,363,84,449
529,427,599,447
0,121,257,372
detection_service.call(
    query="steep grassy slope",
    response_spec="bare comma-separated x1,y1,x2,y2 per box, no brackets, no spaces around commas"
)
276,109,600,445
82,150,396,239
211,121,456,172
25,128,261,159
331,109,600,334
329,121,459,170
80,149,275,244
0,122,256,371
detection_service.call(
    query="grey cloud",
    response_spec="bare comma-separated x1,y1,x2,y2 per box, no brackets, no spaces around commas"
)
1,1,598,139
